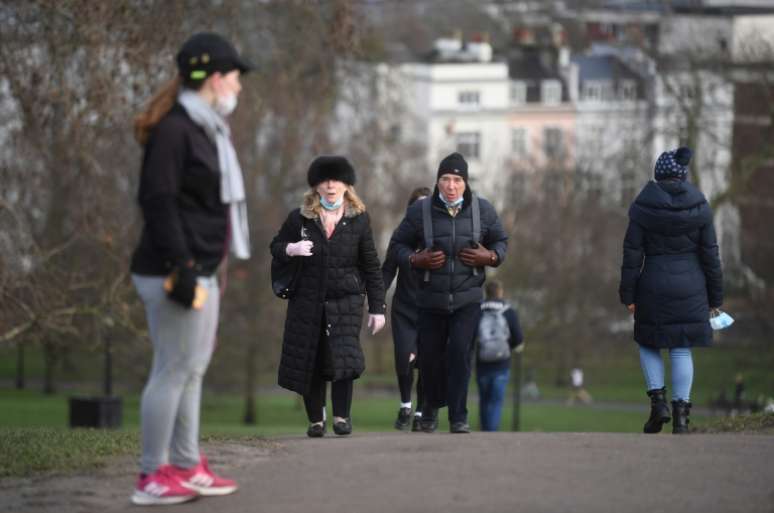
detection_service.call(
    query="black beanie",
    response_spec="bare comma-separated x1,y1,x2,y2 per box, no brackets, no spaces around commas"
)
437,152,469,182
307,155,356,188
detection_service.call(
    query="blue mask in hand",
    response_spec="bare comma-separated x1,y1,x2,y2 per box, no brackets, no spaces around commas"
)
710,310,734,331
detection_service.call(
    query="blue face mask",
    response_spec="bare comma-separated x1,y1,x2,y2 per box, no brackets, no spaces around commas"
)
320,195,344,211
439,191,463,209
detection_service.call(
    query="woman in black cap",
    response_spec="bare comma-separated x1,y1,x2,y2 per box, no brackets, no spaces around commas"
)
619,147,723,435
270,156,386,437
382,186,431,431
130,32,252,505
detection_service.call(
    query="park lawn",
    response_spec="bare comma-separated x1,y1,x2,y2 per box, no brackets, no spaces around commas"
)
0,388,654,435
0,388,716,477
2,340,771,408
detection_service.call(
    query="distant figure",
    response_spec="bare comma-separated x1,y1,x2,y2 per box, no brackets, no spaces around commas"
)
382,186,432,432
619,147,723,435
475,280,524,431
521,369,540,401
566,367,592,405
733,373,745,411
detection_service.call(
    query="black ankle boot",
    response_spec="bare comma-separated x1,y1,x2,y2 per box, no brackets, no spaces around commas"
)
643,387,671,434
672,400,692,434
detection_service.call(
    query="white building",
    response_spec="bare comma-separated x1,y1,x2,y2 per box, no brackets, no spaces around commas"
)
397,38,513,198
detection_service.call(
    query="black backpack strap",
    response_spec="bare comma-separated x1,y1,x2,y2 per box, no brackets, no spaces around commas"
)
422,196,433,283
471,193,481,276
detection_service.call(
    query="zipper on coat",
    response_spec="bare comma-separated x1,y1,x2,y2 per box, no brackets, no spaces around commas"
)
449,214,456,311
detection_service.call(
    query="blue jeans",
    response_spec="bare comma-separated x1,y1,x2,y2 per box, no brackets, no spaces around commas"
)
638,346,693,401
476,366,510,431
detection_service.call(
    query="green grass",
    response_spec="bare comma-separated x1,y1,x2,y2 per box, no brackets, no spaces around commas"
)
0,387,713,477
695,412,774,434
0,427,139,477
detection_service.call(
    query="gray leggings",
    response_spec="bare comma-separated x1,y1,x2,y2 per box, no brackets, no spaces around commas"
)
132,274,219,475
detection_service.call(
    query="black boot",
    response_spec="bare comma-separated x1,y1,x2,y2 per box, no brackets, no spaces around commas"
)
394,407,412,431
643,387,671,434
420,408,438,433
672,400,692,434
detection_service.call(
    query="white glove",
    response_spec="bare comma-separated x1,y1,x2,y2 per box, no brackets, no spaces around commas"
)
368,314,386,335
286,240,314,257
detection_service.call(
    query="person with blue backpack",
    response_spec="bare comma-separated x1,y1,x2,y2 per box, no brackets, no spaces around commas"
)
475,280,524,431
388,152,508,433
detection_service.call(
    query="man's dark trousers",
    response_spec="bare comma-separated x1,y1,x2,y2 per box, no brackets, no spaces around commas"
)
417,302,481,423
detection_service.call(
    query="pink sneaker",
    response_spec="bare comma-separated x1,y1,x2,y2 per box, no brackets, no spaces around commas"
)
172,454,238,496
131,465,198,506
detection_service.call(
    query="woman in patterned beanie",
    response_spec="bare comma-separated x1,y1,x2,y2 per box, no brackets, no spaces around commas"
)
619,147,723,434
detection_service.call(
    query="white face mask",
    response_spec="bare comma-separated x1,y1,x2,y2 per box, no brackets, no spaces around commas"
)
214,92,238,117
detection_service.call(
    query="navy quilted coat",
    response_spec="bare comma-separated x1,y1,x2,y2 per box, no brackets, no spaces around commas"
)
270,203,386,395
619,180,723,348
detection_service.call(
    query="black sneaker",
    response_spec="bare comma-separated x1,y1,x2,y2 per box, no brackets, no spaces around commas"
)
411,413,423,432
333,418,352,436
307,422,325,438
394,407,412,431
450,421,470,434
420,409,438,433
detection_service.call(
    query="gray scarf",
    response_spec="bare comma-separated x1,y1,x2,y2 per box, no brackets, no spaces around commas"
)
178,90,250,260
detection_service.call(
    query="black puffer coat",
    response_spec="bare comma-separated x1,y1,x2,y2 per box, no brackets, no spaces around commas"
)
619,180,723,349
388,187,508,313
271,202,386,395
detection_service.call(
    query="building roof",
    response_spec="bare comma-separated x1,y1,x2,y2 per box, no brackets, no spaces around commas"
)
572,54,645,84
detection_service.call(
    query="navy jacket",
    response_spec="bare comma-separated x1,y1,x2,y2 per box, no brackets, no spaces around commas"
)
389,187,508,313
619,180,723,348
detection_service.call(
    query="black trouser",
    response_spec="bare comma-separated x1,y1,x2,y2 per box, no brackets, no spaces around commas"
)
417,302,481,423
397,361,423,412
303,327,353,423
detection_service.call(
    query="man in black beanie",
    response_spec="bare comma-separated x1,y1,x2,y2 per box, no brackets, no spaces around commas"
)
387,152,508,433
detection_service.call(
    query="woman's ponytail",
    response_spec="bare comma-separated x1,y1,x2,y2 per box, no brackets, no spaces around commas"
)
133,76,181,145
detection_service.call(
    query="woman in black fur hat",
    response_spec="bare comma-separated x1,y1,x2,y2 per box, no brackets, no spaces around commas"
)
270,155,386,437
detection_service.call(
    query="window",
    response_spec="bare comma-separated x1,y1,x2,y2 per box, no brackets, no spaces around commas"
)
543,127,564,160
511,127,528,157
582,80,616,102
510,81,527,104
582,81,602,102
456,132,481,159
620,80,637,101
541,80,562,105
458,90,480,108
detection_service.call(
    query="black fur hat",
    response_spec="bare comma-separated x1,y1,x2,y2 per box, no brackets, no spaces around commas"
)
307,155,356,188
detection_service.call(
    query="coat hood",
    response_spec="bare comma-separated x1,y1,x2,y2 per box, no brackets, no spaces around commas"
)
629,180,711,236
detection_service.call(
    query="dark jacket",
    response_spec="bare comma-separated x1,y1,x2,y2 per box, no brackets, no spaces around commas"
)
476,299,524,372
388,187,508,313
271,202,386,395
382,228,421,375
382,235,419,321
131,104,228,276
619,180,723,349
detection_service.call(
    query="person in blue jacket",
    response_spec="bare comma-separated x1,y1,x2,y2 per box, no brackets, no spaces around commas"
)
475,280,523,431
619,147,723,434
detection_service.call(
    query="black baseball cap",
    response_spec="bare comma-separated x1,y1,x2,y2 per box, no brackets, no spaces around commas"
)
176,32,254,83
